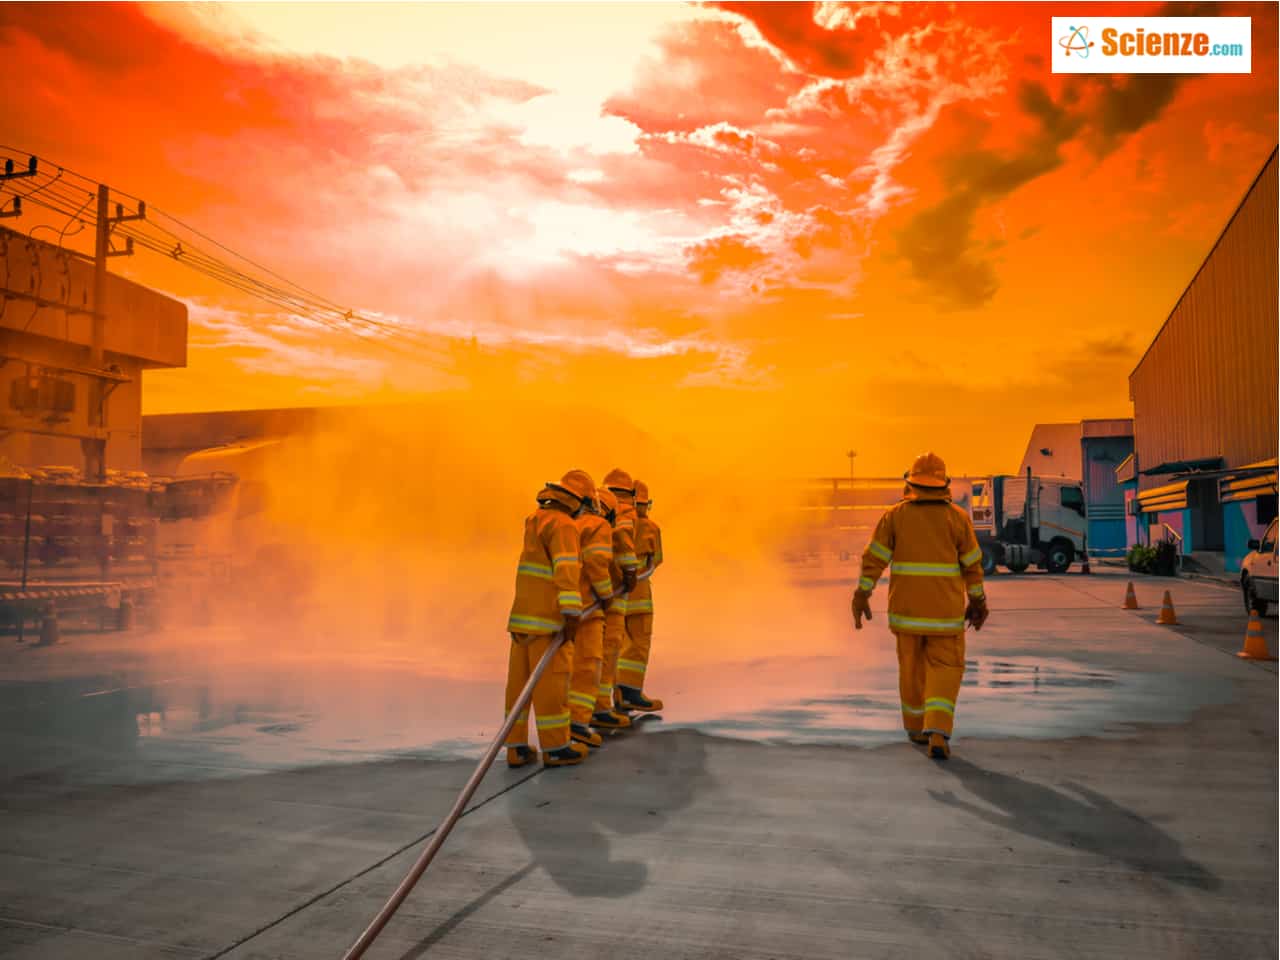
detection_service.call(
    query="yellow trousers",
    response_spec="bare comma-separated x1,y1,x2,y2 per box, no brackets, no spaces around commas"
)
896,632,965,739
594,605,628,712
505,632,572,751
568,615,604,725
617,612,653,689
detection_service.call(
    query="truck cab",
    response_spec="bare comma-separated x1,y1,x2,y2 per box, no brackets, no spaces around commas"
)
971,473,1087,574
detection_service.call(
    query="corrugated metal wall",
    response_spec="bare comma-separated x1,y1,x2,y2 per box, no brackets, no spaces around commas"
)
1084,436,1132,512
1129,149,1279,491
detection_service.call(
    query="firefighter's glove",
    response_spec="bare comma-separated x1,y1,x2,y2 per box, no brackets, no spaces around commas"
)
561,613,580,644
851,590,872,631
622,569,638,594
964,596,989,631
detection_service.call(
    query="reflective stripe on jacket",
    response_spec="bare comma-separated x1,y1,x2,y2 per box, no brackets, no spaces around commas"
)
627,515,661,614
608,495,640,613
858,486,984,635
576,512,614,622
507,505,582,635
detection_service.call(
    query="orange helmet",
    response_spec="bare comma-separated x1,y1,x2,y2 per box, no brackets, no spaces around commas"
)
633,480,650,505
603,467,635,498
557,468,595,502
595,486,618,523
905,452,949,488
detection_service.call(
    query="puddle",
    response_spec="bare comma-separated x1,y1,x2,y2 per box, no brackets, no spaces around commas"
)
657,654,1237,747
0,647,1244,784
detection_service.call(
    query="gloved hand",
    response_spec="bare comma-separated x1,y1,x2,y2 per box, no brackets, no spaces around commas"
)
561,613,579,643
622,569,638,594
851,590,872,630
964,596,989,631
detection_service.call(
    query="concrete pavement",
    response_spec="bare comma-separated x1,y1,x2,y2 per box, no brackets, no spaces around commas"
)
1,569,1275,959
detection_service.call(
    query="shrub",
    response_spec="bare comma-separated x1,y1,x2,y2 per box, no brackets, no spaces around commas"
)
1127,544,1156,573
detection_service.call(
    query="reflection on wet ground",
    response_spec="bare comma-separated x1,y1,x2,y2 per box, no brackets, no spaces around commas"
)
0,651,1236,787
0,574,1257,786
656,652,1235,746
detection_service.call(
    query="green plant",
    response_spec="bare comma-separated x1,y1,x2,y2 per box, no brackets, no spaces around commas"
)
1127,544,1156,573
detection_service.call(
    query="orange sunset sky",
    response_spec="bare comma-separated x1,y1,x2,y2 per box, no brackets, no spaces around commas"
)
1,1,1277,478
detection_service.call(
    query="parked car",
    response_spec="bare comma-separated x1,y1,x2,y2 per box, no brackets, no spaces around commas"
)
1241,517,1278,615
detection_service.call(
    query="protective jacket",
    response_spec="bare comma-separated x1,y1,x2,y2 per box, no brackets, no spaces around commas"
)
506,489,583,635
576,511,614,622
857,485,985,635
607,499,639,614
627,515,662,615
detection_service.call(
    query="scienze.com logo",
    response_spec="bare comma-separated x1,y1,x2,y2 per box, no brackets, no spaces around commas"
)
1052,17,1251,73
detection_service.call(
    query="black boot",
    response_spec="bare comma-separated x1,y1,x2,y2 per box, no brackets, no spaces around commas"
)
617,684,663,712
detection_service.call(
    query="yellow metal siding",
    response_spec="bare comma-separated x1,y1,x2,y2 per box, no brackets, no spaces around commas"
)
1130,149,1279,491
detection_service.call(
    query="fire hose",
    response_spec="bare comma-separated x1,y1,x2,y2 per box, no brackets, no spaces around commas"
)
341,584,629,959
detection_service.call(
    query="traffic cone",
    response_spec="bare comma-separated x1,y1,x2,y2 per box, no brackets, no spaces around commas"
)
1237,613,1276,661
1122,582,1139,609
1080,552,1091,575
1156,590,1178,625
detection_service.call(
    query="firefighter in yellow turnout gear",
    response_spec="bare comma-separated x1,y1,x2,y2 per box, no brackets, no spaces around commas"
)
852,453,989,760
504,469,595,769
567,487,617,749
617,479,663,711
593,468,640,730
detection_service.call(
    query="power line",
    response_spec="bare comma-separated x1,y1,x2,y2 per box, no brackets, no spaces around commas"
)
0,147,453,369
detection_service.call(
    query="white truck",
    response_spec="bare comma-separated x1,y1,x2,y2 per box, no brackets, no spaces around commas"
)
967,469,1087,575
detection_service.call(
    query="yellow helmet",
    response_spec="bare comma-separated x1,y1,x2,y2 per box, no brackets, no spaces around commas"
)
633,479,651,506
555,468,595,503
603,467,635,498
905,452,949,488
595,486,618,522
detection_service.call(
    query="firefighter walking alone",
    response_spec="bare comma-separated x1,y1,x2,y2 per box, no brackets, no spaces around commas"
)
851,453,989,760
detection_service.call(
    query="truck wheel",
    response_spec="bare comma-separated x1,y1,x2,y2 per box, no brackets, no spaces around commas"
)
1006,560,1030,574
1045,540,1074,574
980,544,997,576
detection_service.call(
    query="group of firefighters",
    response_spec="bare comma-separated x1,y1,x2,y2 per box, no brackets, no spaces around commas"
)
502,452,990,767
504,467,663,768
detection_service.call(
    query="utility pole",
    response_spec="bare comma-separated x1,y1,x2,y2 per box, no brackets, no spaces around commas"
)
0,157,38,220
84,185,109,483
83,184,141,482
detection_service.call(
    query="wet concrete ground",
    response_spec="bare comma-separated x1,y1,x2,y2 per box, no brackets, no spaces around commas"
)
0,569,1276,958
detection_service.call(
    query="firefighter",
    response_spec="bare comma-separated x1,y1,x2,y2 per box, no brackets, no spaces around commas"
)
617,479,663,711
592,468,640,730
505,469,595,768
851,452,989,760
568,487,617,749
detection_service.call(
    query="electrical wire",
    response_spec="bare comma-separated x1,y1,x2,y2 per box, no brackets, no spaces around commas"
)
1,149,453,369
27,174,452,357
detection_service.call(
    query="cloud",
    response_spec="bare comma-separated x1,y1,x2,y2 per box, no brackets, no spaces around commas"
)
685,234,769,283
892,65,1202,309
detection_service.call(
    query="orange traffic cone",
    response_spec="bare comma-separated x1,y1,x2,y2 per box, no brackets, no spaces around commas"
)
1122,582,1139,609
1156,590,1178,625
1237,613,1276,661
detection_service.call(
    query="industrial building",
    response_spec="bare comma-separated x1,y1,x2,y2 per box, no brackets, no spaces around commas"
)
0,225,188,628
0,225,187,474
1122,147,1279,573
